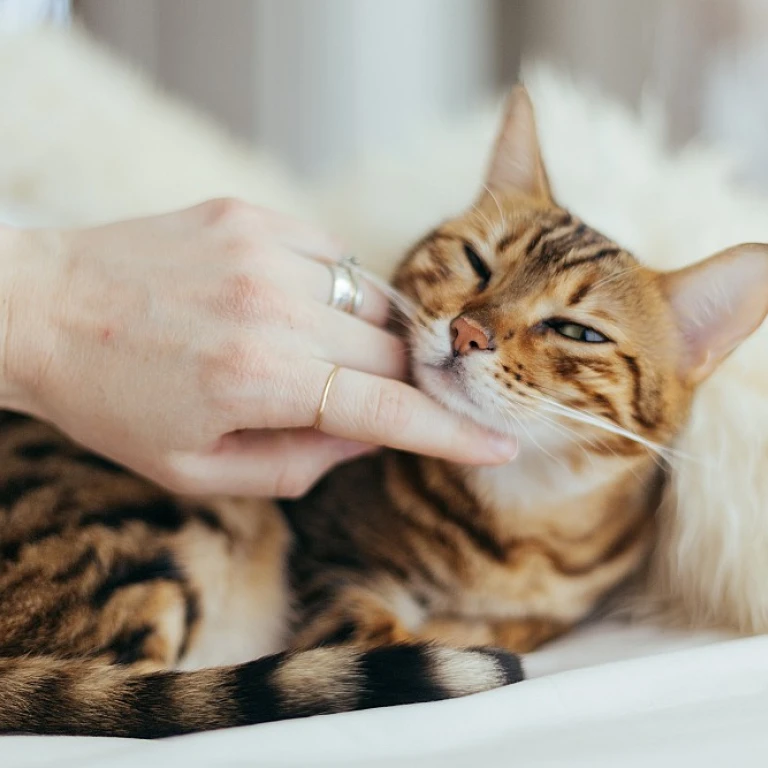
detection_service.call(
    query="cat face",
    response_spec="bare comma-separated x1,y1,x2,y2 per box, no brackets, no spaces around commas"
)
394,87,768,455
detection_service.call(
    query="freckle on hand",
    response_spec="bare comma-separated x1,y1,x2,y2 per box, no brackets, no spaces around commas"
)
101,328,113,342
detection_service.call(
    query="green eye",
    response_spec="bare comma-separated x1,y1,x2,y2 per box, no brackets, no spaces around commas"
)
546,320,610,343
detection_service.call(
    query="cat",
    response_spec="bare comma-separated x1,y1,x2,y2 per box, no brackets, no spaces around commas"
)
0,86,766,739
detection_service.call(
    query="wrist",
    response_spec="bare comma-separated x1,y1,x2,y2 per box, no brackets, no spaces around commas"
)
0,223,59,415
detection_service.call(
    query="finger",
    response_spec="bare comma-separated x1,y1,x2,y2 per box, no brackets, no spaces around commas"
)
263,247,391,327
192,198,347,262
238,362,518,465
257,208,346,263
314,367,519,464
311,259,391,326
313,307,408,380
173,429,378,497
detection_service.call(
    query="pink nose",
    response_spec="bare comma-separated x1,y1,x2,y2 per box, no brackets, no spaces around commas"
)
451,316,493,356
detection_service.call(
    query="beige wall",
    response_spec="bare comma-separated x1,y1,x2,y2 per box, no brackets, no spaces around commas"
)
513,0,768,186
78,0,498,178
76,0,768,187
77,0,258,140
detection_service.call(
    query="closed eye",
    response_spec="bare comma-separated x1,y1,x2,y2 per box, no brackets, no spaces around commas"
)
545,319,611,344
463,243,491,290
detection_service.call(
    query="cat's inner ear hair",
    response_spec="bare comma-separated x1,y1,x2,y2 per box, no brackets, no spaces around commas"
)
484,85,552,202
661,243,768,384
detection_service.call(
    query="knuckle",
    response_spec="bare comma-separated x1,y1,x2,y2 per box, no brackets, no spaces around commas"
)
217,271,272,321
205,197,249,227
222,234,268,270
199,338,271,395
368,382,413,436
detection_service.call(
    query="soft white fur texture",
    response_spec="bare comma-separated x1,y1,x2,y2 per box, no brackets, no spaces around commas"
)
2,27,768,634
0,27,315,226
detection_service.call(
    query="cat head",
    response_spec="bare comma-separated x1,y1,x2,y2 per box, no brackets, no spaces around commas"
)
393,86,768,457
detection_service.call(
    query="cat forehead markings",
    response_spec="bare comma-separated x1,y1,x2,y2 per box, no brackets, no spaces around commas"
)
426,209,635,301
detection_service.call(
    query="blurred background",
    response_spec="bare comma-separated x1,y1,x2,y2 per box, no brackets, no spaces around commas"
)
3,0,768,190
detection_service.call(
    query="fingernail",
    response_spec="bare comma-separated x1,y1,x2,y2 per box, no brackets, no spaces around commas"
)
486,434,518,462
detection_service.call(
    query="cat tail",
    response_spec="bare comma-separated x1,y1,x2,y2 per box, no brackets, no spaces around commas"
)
0,644,523,738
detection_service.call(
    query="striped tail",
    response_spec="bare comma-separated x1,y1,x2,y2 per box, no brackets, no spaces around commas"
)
0,644,523,738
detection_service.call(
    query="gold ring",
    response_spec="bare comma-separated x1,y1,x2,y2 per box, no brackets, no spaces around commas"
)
313,365,341,429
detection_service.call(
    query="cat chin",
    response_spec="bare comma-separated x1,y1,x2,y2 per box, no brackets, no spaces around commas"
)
413,362,517,438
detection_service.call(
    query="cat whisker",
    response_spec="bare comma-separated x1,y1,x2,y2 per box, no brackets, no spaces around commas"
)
536,399,670,474
495,404,520,443
482,184,506,226
527,391,705,465
469,202,496,235
504,397,601,471
527,403,649,480
591,263,643,291
498,402,571,471
507,397,579,443
524,405,600,464
536,396,663,453
523,384,670,461
356,267,423,325
519,384,642,459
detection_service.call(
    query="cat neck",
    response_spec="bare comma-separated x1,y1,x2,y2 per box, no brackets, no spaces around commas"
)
458,424,662,532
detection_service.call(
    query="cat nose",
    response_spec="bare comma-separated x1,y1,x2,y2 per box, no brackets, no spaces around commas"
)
451,316,494,356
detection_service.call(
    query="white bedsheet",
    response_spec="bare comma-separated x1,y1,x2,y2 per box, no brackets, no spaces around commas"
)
5,621,767,768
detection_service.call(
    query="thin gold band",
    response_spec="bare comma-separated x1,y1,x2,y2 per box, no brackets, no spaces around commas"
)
313,365,341,430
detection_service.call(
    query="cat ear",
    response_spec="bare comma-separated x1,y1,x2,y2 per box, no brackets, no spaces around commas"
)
661,244,768,384
484,85,552,200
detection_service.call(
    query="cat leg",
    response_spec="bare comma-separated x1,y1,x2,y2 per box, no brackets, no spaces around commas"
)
489,617,568,653
416,617,496,647
292,584,415,650
417,616,568,653
94,580,195,672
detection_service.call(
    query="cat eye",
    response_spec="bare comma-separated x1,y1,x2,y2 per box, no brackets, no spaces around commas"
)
545,319,610,344
463,243,491,289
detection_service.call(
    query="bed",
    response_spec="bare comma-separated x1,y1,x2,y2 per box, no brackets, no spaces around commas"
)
5,622,768,767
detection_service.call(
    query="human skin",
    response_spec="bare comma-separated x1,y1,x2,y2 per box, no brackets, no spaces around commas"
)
0,199,517,497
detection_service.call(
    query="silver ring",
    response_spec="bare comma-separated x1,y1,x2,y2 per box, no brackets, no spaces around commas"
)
342,256,364,315
327,256,364,315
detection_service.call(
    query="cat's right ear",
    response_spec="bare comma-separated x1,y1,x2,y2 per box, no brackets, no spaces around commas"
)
661,243,768,384
484,85,552,201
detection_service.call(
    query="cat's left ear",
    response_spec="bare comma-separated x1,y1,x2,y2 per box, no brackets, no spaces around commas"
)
661,243,768,384
484,85,552,201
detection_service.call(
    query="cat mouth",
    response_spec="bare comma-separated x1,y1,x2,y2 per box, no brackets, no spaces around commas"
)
422,358,471,394
415,359,492,421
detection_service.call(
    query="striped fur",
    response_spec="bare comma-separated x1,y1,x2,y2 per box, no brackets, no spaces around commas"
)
281,89,767,660
0,413,522,738
0,645,519,738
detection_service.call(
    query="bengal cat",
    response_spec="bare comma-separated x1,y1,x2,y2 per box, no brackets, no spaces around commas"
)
1,87,766,739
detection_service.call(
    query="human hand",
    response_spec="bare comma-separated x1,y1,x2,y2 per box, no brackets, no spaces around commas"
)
0,200,517,496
